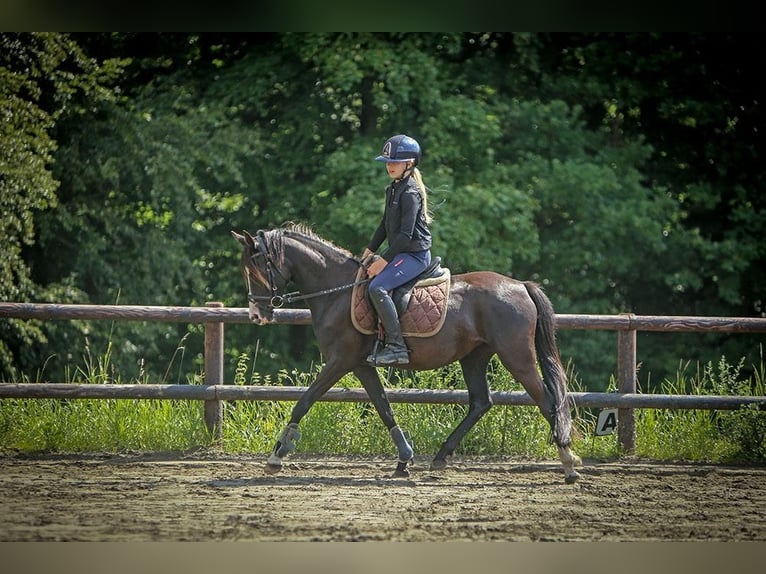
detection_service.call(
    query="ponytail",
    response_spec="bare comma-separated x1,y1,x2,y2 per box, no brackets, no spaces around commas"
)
411,167,433,224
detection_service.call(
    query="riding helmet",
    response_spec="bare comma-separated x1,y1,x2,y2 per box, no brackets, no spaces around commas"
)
375,134,421,164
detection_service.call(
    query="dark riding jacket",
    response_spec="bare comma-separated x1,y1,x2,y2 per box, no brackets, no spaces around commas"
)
367,175,432,262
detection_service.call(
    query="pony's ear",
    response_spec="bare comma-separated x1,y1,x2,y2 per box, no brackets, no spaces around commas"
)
231,230,246,246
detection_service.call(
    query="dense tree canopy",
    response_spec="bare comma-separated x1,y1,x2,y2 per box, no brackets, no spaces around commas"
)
1,33,763,390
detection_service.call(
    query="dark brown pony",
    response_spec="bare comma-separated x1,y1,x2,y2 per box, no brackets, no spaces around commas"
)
233,223,581,483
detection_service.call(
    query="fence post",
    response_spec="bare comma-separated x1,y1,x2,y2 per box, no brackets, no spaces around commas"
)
617,313,637,453
204,302,224,441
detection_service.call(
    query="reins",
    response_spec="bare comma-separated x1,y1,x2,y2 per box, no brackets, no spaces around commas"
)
246,229,370,309
247,277,371,308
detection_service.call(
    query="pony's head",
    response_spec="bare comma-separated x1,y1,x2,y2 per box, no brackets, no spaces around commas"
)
232,229,286,324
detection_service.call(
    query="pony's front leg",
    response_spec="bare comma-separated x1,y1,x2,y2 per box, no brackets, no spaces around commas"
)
266,422,302,471
265,362,347,472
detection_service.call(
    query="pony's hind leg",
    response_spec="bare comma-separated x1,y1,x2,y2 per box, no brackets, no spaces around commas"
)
354,366,414,477
558,444,582,484
431,347,494,470
496,346,581,484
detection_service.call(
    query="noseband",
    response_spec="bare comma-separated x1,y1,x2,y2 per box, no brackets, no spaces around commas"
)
245,230,369,309
245,230,292,308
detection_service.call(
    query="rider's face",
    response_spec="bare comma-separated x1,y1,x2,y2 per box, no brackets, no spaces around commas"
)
385,161,410,179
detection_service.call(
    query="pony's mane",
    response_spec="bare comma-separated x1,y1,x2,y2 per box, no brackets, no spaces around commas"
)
279,222,354,260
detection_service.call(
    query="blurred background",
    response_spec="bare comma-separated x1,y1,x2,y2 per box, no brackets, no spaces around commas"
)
2,33,763,391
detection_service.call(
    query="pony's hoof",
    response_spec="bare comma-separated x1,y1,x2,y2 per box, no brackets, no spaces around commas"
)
393,459,412,478
265,452,283,474
564,470,581,484
430,458,447,471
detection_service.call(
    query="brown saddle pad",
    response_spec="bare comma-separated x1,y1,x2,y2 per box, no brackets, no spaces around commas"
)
351,266,451,337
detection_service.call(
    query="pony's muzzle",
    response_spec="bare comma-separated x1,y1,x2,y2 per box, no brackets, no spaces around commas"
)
249,313,270,325
248,305,272,325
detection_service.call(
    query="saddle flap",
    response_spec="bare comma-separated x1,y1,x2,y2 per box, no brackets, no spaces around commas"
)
351,260,451,338
392,257,444,313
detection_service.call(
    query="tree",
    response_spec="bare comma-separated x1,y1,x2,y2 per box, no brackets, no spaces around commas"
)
0,33,124,380
6,33,763,392
529,33,766,385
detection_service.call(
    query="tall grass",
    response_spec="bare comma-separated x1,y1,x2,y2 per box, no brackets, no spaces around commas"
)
636,355,766,462
0,335,210,452
1,342,764,464
0,397,208,452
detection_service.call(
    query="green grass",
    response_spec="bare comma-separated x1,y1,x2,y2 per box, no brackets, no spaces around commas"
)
1,348,764,464
0,397,208,452
634,356,766,463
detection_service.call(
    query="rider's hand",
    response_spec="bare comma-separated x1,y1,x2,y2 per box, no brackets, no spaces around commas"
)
366,256,387,277
361,248,375,267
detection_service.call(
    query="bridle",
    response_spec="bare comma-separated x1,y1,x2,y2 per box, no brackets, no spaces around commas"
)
245,230,370,309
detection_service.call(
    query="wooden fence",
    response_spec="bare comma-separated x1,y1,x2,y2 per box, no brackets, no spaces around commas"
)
1,302,765,453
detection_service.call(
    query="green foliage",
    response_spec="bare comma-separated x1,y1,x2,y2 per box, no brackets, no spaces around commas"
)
0,397,209,452
3,33,764,396
0,32,129,381
705,356,766,462
634,355,766,462
0,33,109,378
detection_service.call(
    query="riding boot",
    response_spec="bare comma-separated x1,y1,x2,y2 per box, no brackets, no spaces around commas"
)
366,288,409,365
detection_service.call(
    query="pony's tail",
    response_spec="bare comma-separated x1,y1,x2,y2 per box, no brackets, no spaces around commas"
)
524,281,572,448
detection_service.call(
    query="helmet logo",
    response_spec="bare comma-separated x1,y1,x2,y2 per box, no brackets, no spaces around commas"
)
374,134,420,163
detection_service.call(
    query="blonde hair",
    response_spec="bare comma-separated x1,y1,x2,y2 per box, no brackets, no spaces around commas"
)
411,166,433,224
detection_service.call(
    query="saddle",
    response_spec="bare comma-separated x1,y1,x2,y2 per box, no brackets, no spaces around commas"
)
351,257,451,337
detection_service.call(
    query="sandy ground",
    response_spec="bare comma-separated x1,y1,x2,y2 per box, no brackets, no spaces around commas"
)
1,451,764,542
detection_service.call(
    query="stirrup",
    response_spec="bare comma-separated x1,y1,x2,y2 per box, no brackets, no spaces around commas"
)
371,344,409,365
366,338,383,364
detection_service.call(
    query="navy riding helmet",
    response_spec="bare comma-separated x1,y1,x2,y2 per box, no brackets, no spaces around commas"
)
375,134,421,165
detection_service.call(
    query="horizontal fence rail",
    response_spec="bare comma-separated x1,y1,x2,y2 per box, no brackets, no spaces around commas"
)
1,302,765,453
3,302,766,332
1,384,764,410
